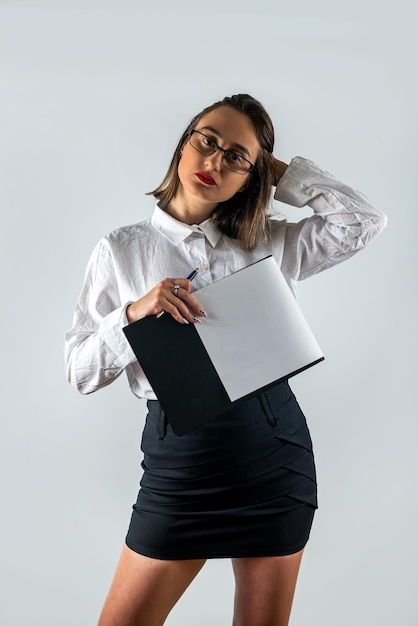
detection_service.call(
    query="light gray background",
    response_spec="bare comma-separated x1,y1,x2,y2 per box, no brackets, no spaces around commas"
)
1,1,416,624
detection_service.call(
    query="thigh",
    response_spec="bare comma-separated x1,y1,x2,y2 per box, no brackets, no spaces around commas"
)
97,544,206,626
231,551,304,626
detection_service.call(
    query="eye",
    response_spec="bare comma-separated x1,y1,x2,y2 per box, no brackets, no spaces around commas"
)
225,151,244,164
201,135,217,149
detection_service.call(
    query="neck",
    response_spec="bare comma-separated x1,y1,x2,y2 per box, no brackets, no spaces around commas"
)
167,190,217,225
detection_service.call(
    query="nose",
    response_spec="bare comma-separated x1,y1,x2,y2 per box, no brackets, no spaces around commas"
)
204,148,223,171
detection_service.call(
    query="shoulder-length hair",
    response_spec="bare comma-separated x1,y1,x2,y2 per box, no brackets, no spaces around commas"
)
147,94,275,251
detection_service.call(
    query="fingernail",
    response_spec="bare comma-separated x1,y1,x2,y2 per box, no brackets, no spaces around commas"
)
182,317,189,324
200,310,208,317
192,316,201,323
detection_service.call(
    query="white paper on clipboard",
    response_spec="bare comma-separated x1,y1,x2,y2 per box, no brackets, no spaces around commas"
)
194,256,324,401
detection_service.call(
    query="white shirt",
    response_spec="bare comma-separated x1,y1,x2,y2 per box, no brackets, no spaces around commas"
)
65,156,387,399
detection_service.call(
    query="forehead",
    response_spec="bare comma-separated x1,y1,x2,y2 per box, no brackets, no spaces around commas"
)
196,106,260,159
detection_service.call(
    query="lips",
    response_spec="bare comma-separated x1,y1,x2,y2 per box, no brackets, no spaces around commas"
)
195,172,216,186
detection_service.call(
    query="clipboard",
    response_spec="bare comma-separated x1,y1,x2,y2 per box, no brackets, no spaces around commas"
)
123,256,324,435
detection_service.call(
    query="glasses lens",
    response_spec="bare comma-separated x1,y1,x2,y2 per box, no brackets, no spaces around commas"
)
190,131,216,155
189,131,252,174
223,151,250,174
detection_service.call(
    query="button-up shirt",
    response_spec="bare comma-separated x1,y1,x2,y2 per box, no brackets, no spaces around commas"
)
65,157,387,399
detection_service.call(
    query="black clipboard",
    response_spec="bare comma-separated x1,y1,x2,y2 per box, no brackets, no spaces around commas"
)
123,257,324,436
124,313,232,434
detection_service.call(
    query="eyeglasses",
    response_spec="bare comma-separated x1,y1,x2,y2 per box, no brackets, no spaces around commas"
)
187,130,254,175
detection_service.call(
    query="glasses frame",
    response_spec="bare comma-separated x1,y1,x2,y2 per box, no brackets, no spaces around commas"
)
187,130,255,175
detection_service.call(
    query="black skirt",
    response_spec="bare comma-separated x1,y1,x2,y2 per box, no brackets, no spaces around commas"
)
125,382,317,560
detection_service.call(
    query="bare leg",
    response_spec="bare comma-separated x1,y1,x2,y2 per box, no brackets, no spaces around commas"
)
231,550,304,626
97,544,206,626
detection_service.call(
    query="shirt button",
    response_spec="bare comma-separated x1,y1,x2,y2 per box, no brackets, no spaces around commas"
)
200,263,208,271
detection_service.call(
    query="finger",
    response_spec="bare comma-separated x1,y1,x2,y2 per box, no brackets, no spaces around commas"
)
170,278,192,294
164,295,203,324
155,282,194,323
182,293,205,318
172,287,204,318
167,278,203,316
163,300,192,324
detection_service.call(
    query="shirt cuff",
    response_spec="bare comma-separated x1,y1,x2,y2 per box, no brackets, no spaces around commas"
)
274,156,336,207
97,303,136,369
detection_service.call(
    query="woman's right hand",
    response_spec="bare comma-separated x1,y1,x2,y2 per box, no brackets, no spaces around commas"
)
126,278,205,325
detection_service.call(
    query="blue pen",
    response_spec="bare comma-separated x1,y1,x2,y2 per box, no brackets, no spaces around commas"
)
156,267,200,318
186,268,199,281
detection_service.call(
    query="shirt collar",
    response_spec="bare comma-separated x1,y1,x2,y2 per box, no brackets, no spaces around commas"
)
151,205,222,248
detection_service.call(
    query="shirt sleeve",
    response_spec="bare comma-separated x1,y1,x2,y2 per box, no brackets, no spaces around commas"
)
274,156,387,281
64,238,136,394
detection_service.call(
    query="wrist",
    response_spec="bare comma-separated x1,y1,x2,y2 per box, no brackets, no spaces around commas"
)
126,302,135,324
273,159,288,186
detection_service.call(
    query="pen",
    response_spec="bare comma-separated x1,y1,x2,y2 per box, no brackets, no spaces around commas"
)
156,268,200,318
186,268,199,281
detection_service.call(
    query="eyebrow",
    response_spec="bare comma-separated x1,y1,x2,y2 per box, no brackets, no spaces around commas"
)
199,125,251,157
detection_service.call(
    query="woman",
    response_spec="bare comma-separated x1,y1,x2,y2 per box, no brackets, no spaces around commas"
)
65,94,387,626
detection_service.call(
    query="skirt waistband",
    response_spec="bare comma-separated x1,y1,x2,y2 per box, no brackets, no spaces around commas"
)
146,380,297,440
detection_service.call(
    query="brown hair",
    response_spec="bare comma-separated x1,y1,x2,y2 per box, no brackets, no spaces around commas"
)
147,94,275,251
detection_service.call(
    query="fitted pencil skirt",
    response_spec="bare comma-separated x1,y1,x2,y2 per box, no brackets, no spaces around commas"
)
125,382,318,560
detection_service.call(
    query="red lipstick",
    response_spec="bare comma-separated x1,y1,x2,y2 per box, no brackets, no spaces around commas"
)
196,172,216,186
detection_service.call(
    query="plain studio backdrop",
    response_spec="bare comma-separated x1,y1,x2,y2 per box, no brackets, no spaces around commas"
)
1,1,416,624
